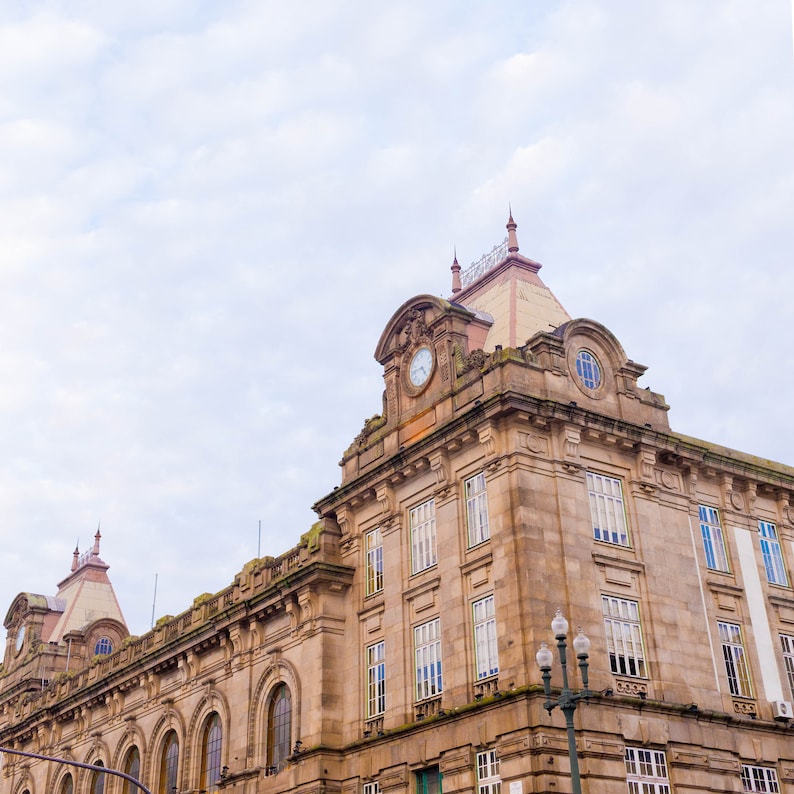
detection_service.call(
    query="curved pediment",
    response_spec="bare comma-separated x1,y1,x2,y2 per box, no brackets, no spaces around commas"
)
3,592,54,629
374,294,481,364
554,318,634,381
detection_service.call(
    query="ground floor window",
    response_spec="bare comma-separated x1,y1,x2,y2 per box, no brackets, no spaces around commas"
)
476,750,501,794
741,765,779,793
416,766,441,794
625,747,670,794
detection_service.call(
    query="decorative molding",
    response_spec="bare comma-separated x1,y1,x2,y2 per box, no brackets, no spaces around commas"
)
376,484,396,525
440,747,472,775
563,426,581,460
438,343,451,385
733,699,757,716
660,470,677,491
522,432,547,454
397,308,430,352
637,447,656,482
335,505,355,537
429,449,451,497
592,553,645,573
478,420,500,458
614,678,649,697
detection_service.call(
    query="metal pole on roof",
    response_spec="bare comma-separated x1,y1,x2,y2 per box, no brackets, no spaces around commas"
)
150,572,158,629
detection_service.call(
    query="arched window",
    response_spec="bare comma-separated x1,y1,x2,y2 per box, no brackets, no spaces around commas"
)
200,713,222,792
94,637,113,656
158,731,179,794
60,774,73,794
91,761,105,794
123,746,141,794
266,683,292,774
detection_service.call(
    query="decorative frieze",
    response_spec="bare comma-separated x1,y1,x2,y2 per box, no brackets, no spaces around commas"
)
614,678,649,698
733,699,757,717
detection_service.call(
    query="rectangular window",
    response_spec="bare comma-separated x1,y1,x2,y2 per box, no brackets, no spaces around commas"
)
781,634,794,697
602,596,646,677
476,750,501,794
759,520,788,586
466,472,490,547
411,499,437,574
416,767,441,794
625,747,670,794
415,618,442,701
699,505,729,572
366,528,384,595
363,783,380,794
741,764,780,793
473,595,499,680
366,641,385,717
718,621,753,697
587,472,629,546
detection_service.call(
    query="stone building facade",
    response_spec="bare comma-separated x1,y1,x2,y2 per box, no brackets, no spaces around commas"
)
2,217,794,794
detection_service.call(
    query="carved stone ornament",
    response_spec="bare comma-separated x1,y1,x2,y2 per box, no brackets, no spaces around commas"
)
638,448,656,482
376,484,396,524
563,426,581,460
438,344,450,384
398,308,430,352
733,700,757,716
462,348,491,373
660,470,676,490
615,679,649,697
429,450,450,491
525,434,545,454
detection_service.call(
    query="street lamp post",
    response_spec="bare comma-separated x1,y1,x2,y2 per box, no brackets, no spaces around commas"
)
535,608,592,794
0,747,153,794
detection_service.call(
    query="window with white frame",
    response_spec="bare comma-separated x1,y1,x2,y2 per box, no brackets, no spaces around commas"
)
465,472,490,547
410,499,437,574
625,747,670,794
415,618,442,701
718,621,753,697
363,783,380,794
473,595,499,680
759,521,788,586
741,764,780,793
602,596,646,677
699,505,729,572
587,472,629,546
365,528,384,596
366,641,385,718
780,634,794,697
476,750,501,794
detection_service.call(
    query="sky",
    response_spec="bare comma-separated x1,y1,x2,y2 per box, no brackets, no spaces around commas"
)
0,1,792,637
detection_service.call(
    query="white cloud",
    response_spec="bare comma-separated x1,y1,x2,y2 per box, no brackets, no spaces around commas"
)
0,1,791,634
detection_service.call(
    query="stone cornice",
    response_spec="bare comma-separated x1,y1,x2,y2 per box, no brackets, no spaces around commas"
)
318,389,794,519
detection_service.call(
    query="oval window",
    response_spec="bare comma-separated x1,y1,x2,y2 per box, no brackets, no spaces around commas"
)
575,350,602,390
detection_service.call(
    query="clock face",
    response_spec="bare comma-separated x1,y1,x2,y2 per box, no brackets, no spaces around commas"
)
15,624,25,653
409,346,433,387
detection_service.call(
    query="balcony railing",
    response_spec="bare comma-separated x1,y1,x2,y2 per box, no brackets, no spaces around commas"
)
415,695,443,720
474,676,500,700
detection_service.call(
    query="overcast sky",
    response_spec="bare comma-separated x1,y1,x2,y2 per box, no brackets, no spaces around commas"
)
0,2,792,637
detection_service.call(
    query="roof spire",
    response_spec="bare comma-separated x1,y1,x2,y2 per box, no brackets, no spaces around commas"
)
507,206,519,253
93,526,101,557
450,246,462,294
71,542,79,572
